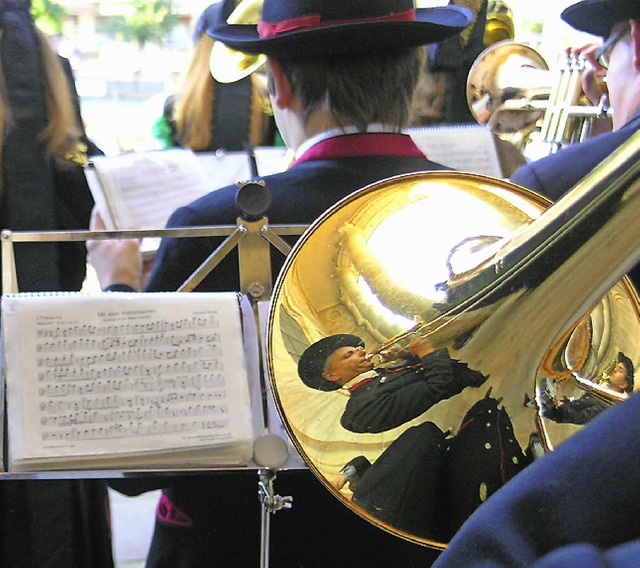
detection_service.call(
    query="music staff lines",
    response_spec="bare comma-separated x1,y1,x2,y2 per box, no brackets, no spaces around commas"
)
37,373,225,390
35,332,221,352
35,315,219,339
41,418,233,442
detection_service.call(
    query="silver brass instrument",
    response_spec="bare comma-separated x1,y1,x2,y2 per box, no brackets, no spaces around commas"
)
265,132,640,548
467,40,611,153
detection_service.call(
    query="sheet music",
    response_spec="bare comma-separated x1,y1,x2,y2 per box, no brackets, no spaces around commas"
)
253,146,291,176
196,151,253,183
2,292,254,471
406,124,504,178
88,149,214,231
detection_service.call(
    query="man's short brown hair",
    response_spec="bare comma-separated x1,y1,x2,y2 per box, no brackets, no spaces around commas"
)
276,47,425,131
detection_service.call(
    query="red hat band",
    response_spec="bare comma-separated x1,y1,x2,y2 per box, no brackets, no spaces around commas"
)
257,8,416,39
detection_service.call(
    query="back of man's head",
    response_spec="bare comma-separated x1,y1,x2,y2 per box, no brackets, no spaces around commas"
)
207,0,473,128
277,49,425,131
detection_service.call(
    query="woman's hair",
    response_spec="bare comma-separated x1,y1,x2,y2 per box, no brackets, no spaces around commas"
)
172,33,216,150
0,25,82,164
277,47,426,131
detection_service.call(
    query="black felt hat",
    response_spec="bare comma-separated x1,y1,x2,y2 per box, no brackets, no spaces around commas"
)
193,0,237,42
298,334,364,391
561,0,640,38
207,0,474,57
618,351,635,392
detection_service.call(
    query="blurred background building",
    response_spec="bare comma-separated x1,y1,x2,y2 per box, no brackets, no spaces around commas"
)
35,0,600,157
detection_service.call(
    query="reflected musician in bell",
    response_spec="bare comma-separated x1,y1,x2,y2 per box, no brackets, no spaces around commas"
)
541,351,635,425
297,334,487,433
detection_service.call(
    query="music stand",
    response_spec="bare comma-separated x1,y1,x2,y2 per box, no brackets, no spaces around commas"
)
0,181,309,568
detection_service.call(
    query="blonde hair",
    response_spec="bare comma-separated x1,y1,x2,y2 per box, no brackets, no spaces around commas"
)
35,26,83,161
172,33,216,150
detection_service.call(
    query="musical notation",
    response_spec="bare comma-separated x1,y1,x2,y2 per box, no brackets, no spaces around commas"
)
2,292,255,471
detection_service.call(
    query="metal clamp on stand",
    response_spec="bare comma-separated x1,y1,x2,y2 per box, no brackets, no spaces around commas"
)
258,467,293,568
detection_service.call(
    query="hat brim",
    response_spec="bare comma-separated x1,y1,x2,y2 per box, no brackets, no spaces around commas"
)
561,0,633,37
208,6,473,57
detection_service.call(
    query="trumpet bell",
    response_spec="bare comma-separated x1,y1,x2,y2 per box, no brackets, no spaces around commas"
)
209,0,267,83
266,136,640,547
467,40,552,137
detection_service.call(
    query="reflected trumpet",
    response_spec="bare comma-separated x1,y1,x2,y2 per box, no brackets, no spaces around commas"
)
209,0,266,83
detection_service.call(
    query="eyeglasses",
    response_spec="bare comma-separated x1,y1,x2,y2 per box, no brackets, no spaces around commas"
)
595,24,631,69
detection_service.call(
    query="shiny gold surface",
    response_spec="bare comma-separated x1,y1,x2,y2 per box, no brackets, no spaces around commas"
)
467,41,551,139
484,0,515,47
209,0,267,84
468,40,611,152
266,137,640,547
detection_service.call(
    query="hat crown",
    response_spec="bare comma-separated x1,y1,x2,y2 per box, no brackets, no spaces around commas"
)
261,0,416,23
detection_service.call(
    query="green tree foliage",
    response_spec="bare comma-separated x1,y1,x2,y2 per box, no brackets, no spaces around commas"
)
31,0,67,35
102,0,178,48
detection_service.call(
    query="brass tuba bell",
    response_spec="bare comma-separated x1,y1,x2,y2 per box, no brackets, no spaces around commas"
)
209,0,267,84
266,132,640,548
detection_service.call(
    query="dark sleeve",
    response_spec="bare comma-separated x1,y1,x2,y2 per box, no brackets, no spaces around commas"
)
340,455,372,490
341,350,485,433
432,392,640,567
510,163,543,192
543,395,608,425
530,541,640,568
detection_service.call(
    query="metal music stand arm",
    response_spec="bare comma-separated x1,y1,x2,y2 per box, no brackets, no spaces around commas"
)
177,226,247,292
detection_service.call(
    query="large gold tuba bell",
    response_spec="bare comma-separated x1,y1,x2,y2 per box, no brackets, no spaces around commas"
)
209,0,266,83
266,132,640,548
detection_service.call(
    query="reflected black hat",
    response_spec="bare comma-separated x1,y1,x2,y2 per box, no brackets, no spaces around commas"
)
298,334,364,392
207,0,474,58
561,0,640,38
618,351,635,392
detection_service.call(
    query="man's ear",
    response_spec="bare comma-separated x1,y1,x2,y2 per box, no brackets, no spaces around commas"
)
322,370,338,383
268,59,294,110
630,19,640,70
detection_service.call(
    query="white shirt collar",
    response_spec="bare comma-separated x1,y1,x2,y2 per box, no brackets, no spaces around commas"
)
295,124,399,160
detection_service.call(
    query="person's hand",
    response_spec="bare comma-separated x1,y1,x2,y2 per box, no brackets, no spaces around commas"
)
566,43,608,106
87,208,143,291
405,335,433,358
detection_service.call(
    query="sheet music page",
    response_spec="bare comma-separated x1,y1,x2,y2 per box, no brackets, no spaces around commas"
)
406,124,503,178
2,292,254,471
85,168,116,230
89,149,213,231
196,151,253,185
253,146,291,176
